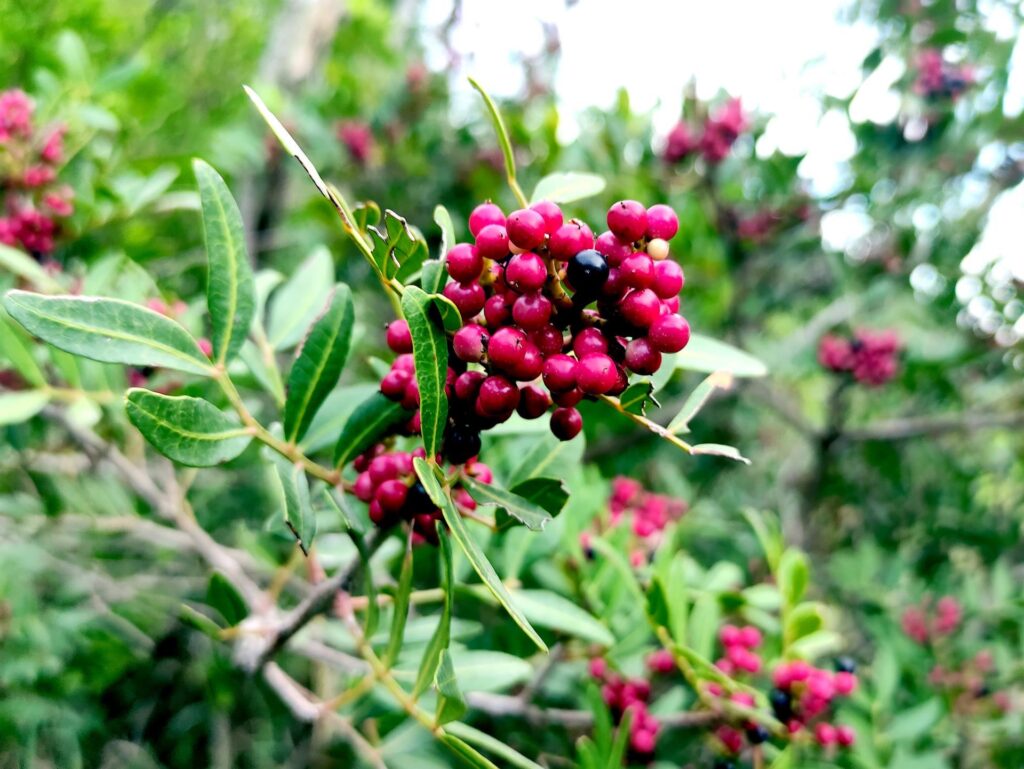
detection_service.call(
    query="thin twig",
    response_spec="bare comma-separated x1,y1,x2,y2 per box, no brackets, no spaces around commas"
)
842,411,1024,442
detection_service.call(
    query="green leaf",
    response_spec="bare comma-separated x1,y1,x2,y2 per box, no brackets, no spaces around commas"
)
402,287,449,459
509,477,568,518
667,372,732,434
507,432,582,484
384,540,415,666
333,392,410,469
266,247,334,350
691,443,750,465
413,522,454,698
414,458,547,652
676,333,768,377
0,243,63,293
778,548,810,607
179,603,224,638
887,698,944,742
619,381,657,415
283,284,354,442
530,172,606,205
434,649,467,725
461,476,553,531
575,737,603,769
193,159,254,364
206,572,248,626
511,589,613,645
688,593,721,660
369,209,429,281
789,629,842,659
443,723,545,769
0,312,45,386
3,291,213,375
422,205,455,294
606,707,633,769
0,390,50,425
742,508,784,572
438,734,500,769
666,555,690,644
467,77,518,191
786,603,824,640
267,453,316,555
125,389,252,466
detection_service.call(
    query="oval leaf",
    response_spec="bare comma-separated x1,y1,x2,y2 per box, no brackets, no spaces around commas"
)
3,291,214,376
675,333,768,377
0,390,50,425
283,284,354,442
531,172,606,205
461,476,553,531
402,287,449,459
266,247,335,350
333,391,410,469
510,589,613,646
125,388,252,466
193,159,254,364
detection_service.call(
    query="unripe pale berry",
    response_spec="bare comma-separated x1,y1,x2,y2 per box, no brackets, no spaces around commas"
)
505,252,548,292
385,320,413,353
645,204,679,240
529,200,563,234
446,243,483,282
550,407,583,440
453,324,487,362
576,352,617,394
649,313,690,353
506,208,546,250
607,200,648,242
475,224,510,260
647,238,670,261
468,202,505,236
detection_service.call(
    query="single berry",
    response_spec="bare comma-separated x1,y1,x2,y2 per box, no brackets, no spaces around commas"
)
619,288,661,328
404,481,435,514
645,204,679,240
487,326,528,370
469,202,505,236
478,375,520,416
572,327,609,357
517,383,551,419
566,249,610,298
620,252,656,289
368,499,387,526
509,342,545,381
550,407,583,440
380,368,411,400
454,370,486,400
393,353,415,373
653,259,684,298
576,352,617,394
483,293,511,328
746,725,770,745
646,238,670,261
453,324,487,362
739,625,762,648
543,353,578,392
595,230,634,266
835,725,856,747
446,243,483,282
531,324,564,356
607,200,648,242
376,479,409,514
602,267,626,298
814,723,837,746
720,625,742,647
624,337,662,375
769,688,792,720
548,220,595,261
475,223,510,260
506,208,546,250
512,292,553,331
834,656,857,674
443,281,486,319
354,472,375,502
552,387,584,407
530,200,563,234
401,378,420,410
385,320,413,353
505,252,548,292
445,424,482,464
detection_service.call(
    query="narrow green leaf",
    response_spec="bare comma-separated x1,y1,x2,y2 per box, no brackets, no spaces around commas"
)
691,443,750,465
384,538,415,666
667,554,690,645
321,487,365,535
193,159,254,364
467,77,517,190
0,390,50,425
575,737,603,769
585,683,613,753
786,603,824,641
3,291,214,375
353,531,379,637
333,391,410,469
667,372,732,434
125,389,251,466
179,603,223,638
0,243,63,293
283,284,354,442
266,247,335,350
510,589,613,645
206,572,248,626
412,522,453,697
414,458,547,652
675,333,768,377
742,508,784,572
267,453,316,555
530,172,606,205
402,287,449,459
0,312,46,386
778,548,809,607
461,475,553,531
438,734,500,769
688,593,721,660
434,649,467,725
507,433,582,484
606,708,633,769
444,723,545,769
887,697,944,742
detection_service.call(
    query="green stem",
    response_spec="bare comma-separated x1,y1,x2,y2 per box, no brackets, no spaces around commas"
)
468,77,529,208
599,394,694,454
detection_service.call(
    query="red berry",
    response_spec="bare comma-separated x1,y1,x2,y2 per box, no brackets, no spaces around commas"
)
478,375,520,416
376,479,409,513
475,224,510,260
835,725,855,747
401,378,420,410
483,293,511,328
506,208,546,250
454,370,486,400
620,288,661,328
576,352,617,394
652,259,684,298
602,267,626,298
595,230,634,266
620,252,656,289
512,292,552,331
531,324,564,356
663,296,680,313
543,353,578,392
572,327,608,357
645,204,679,240
368,499,387,525
552,387,584,407
517,383,551,419
814,723,837,746
548,220,595,261
469,202,505,236
530,200,563,234
393,353,415,373
739,625,762,648
487,327,528,370
446,243,483,282
380,368,411,400
453,324,487,362
505,252,548,292
607,200,648,242
385,320,413,353
550,407,582,440
509,342,545,381
368,455,400,485
443,280,486,319
354,472,375,502
608,363,629,396
624,338,662,375
720,624,742,647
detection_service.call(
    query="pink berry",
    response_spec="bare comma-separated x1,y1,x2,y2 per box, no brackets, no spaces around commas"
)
505,252,548,292
548,220,595,261
648,314,689,353
576,352,617,394
552,387,584,407
508,342,545,381
487,327,528,370
814,723,837,746
607,200,648,242
475,224,510,260
368,455,399,485
619,288,661,328
454,370,486,400
550,407,582,440
645,204,679,240
376,479,409,513
529,200,563,234
739,625,762,648
629,729,656,754
354,472,375,502
589,657,608,680
380,368,411,400
478,375,520,416
620,252,656,289
834,672,857,696
653,259,684,298
647,649,675,674
517,383,551,419
595,230,634,266
720,624,742,647
483,293,511,328
572,327,609,357
443,281,486,319
393,353,415,373
385,319,413,353
542,354,578,392
469,202,505,236
531,324,564,356
198,338,214,357
835,725,855,747
446,243,483,282
453,324,487,362
506,208,546,250
512,292,552,331
624,337,662,375
401,379,420,410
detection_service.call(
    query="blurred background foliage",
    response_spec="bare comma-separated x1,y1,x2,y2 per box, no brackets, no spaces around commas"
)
1,0,1023,767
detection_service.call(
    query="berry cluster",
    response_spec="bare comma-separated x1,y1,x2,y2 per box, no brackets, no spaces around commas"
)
915,48,973,101
818,329,900,386
380,198,691,462
589,657,661,759
352,444,491,541
734,201,812,245
664,98,748,165
767,658,857,747
929,649,1012,715
0,89,74,256
337,119,374,166
901,594,961,645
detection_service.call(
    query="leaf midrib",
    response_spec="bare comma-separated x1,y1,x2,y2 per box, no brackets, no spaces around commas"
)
129,398,249,443
286,294,347,443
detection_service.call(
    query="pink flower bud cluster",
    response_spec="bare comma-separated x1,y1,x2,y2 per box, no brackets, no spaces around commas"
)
914,48,973,101
608,476,688,538
0,89,74,256
589,657,660,758
901,594,962,645
818,329,900,386
664,98,749,165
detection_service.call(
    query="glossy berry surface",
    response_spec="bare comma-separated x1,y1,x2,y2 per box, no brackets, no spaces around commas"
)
607,200,648,242
506,208,546,250
566,249,610,298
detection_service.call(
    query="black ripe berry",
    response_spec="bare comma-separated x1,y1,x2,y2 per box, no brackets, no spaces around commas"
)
567,249,609,299
404,481,434,516
769,687,792,720
713,762,736,769
834,656,857,674
746,725,771,745
444,423,482,464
